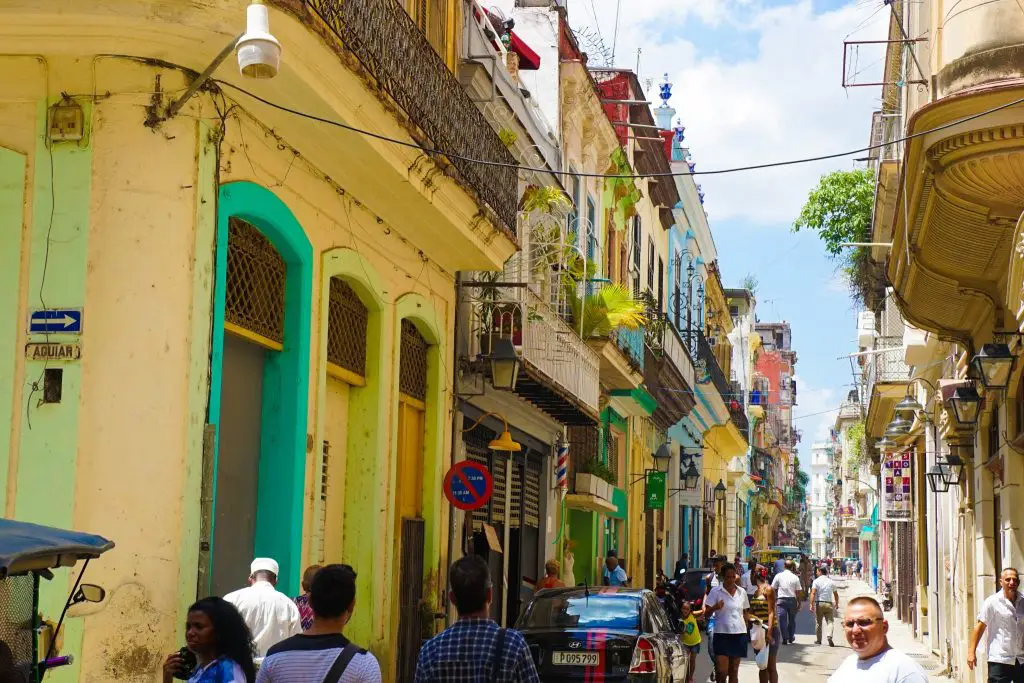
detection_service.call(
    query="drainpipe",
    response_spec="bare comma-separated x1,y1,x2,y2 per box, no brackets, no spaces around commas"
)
501,450,513,627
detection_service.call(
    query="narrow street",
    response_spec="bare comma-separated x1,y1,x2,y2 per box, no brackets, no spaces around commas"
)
692,579,947,682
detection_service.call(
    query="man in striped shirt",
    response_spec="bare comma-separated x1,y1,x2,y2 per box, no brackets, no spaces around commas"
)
256,564,381,683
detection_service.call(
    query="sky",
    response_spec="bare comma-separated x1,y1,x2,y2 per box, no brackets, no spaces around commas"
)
568,0,889,468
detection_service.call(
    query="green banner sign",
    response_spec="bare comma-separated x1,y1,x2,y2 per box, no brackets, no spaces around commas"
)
645,471,666,510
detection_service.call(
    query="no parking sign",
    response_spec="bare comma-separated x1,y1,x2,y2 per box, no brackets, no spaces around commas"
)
443,461,493,511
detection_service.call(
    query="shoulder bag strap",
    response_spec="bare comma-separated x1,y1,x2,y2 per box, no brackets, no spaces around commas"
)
322,643,361,683
488,627,508,683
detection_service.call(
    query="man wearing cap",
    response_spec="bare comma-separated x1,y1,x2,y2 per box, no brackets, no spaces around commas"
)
224,558,302,658
828,595,928,682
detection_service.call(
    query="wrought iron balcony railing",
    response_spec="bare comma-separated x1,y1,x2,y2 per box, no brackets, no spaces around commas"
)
613,326,645,371
304,0,518,233
695,331,731,399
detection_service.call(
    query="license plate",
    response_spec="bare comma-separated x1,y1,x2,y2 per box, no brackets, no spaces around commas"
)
552,651,600,666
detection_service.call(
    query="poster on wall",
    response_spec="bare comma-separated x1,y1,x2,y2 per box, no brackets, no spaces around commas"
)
880,450,913,521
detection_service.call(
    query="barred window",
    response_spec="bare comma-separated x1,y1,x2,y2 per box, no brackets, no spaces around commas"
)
327,278,369,377
399,320,428,401
225,218,285,345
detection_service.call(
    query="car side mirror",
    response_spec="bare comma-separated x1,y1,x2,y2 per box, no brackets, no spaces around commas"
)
72,584,106,605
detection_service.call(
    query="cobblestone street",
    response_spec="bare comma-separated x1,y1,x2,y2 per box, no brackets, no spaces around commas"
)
692,580,948,682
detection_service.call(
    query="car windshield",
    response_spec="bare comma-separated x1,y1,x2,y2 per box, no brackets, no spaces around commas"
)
520,594,641,630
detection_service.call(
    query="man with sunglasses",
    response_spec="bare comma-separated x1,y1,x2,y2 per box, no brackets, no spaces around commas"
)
827,595,928,682
968,568,1024,682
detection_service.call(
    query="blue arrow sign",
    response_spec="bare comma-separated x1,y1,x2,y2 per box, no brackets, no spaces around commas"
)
29,309,82,334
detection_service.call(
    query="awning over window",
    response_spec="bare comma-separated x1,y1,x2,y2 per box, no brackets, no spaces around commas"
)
509,31,541,70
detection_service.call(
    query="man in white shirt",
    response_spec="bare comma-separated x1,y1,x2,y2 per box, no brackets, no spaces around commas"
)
224,558,302,658
771,559,803,645
828,595,928,682
810,566,840,647
740,560,757,596
968,567,1024,682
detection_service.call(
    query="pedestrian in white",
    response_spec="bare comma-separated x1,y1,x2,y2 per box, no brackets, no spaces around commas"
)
828,595,928,682
967,567,1024,681
740,560,758,596
770,560,802,645
810,566,839,647
224,558,302,658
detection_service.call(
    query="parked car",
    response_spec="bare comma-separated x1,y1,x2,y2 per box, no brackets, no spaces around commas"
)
515,586,690,682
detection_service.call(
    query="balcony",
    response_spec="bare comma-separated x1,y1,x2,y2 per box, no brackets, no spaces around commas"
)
644,318,697,430
864,336,911,440
302,0,518,233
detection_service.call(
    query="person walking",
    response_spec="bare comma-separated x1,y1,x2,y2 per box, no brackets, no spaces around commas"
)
162,597,257,683
414,555,539,682
770,560,802,645
799,555,813,593
967,567,1024,682
704,556,726,683
602,550,628,586
810,566,839,647
675,552,690,578
224,558,302,659
827,595,928,682
749,571,779,683
740,560,758,597
257,564,381,683
537,560,564,590
679,600,704,683
293,565,321,632
704,563,751,683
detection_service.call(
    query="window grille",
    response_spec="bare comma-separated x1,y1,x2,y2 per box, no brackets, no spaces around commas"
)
225,218,285,345
327,277,369,377
317,441,330,564
647,238,655,291
399,320,428,401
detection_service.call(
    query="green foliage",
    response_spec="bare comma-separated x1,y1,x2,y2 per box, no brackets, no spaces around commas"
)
793,168,882,306
520,184,571,214
568,284,647,339
741,273,759,295
846,421,866,473
578,457,617,485
498,128,518,148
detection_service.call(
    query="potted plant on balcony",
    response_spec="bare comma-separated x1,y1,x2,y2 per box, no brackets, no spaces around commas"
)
576,458,617,500
567,284,646,340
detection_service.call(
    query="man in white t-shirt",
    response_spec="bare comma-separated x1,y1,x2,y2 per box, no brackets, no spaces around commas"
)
967,567,1024,682
810,566,840,647
828,595,928,683
771,560,803,645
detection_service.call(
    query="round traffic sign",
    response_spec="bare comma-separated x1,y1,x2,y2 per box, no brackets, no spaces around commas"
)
743,535,756,549
443,461,494,511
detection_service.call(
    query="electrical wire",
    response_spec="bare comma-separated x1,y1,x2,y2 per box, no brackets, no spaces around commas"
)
213,78,1024,180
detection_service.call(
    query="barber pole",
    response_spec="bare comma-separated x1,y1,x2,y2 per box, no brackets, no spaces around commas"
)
556,443,569,490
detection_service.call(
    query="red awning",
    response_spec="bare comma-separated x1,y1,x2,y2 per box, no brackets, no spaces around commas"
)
509,31,541,70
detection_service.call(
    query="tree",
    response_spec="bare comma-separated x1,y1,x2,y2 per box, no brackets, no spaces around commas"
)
741,273,759,295
792,168,882,306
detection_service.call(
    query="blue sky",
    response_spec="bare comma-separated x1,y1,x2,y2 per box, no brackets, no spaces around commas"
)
573,0,889,464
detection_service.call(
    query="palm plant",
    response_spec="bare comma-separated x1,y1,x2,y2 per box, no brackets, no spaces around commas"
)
567,283,647,339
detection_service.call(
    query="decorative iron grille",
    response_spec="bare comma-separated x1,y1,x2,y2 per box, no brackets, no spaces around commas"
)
0,574,35,682
399,320,428,401
226,218,285,344
303,0,518,233
327,277,369,376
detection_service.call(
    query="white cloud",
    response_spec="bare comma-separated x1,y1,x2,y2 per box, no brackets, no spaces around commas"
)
574,0,888,225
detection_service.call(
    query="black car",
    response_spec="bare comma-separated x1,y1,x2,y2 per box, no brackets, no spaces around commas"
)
515,587,690,682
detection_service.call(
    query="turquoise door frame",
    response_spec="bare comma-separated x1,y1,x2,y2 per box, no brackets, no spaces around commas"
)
209,181,313,595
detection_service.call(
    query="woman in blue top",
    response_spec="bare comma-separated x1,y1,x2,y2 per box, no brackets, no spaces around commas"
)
163,597,257,683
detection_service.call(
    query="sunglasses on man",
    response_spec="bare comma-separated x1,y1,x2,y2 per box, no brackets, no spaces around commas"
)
842,617,884,629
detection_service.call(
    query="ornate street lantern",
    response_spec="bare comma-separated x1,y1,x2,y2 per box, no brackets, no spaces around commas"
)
947,384,981,427
714,479,727,502
489,337,521,391
927,465,950,493
970,343,1014,390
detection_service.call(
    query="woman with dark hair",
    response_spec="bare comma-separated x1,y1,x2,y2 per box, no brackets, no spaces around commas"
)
703,563,751,683
749,570,780,683
163,597,256,683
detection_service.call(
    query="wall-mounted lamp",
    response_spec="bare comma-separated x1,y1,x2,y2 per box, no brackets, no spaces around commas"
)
461,411,522,452
488,337,521,391
926,464,951,494
884,417,912,439
970,343,1015,390
714,479,727,502
947,383,981,427
653,442,673,474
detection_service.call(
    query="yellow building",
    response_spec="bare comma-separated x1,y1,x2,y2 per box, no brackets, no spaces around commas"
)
0,1,518,680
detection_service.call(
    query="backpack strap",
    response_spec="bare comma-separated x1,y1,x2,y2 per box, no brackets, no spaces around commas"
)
488,627,508,683
322,643,362,683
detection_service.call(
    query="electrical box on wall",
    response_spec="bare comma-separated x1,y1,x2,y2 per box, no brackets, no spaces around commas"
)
48,101,84,141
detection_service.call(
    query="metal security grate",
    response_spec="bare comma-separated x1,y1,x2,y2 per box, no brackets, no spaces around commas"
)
396,518,425,683
510,460,523,528
524,459,541,528
399,320,428,401
0,574,36,683
327,278,369,376
226,218,285,344
317,441,330,564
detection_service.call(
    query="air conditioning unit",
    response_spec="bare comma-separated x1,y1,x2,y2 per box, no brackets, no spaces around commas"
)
857,311,876,348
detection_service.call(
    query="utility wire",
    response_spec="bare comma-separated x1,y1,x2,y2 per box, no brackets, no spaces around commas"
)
214,79,1024,180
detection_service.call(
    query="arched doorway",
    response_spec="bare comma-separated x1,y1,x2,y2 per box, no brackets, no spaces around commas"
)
205,182,312,597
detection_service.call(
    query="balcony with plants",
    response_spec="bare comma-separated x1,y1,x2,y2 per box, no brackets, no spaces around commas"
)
643,310,697,431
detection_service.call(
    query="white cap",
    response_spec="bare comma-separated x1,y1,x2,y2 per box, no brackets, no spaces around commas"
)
251,558,279,576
